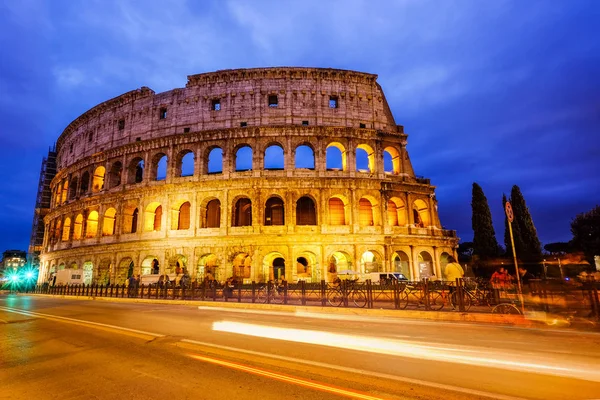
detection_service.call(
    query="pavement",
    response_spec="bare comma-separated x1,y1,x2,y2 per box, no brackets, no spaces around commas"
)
2,294,600,400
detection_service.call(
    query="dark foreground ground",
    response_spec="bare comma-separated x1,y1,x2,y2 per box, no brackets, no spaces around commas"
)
1,295,599,400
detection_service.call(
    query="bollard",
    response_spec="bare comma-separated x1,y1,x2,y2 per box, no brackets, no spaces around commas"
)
251,281,256,303
393,279,400,309
423,279,430,310
283,281,288,305
321,280,327,307
342,279,349,308
456,278,465,312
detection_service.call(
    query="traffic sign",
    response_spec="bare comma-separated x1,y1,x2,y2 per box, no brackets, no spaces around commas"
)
505,201,514,222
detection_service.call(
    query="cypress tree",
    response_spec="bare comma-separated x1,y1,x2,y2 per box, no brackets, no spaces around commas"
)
471,183,499,259
510,185,542,262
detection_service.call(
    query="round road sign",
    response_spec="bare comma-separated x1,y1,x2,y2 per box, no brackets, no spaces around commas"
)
505,201,514,222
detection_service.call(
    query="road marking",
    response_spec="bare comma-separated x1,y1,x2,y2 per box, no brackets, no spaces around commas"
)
0,306,164,341
180,338,525,400
213,321,600,383
187,353,390,400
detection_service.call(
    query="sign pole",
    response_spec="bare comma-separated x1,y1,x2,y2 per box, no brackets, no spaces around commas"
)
505,201,525,315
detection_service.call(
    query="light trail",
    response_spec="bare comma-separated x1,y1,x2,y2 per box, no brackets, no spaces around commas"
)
187,353,391,400
212,321,600,383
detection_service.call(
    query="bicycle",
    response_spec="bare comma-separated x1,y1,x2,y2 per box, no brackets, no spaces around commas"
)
327,281,367,308
398,281,444,311
450,279,493,311
256,283,284,304
490,286,523,315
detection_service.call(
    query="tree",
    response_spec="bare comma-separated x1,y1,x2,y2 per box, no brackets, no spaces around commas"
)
457,241,474,263
571,205,600,264
543,242,571,255
471,183,499,259
510,185,542,262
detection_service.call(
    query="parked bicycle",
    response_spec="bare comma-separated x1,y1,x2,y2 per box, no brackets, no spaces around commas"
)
450,278,493,311
398,281,444,311
256,282,284,304
327,280,367,308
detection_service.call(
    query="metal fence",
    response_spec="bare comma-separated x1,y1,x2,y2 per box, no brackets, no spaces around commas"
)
27,278,600,321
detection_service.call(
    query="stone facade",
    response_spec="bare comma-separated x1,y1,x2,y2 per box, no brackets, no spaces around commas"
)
39,67,458,285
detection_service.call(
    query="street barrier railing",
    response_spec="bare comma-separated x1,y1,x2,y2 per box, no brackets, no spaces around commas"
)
26,278,600,321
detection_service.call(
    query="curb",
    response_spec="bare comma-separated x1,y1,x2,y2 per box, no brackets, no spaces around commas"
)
22,293,536,327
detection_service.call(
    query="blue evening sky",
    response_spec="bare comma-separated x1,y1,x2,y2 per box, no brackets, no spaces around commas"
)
0,0,598,252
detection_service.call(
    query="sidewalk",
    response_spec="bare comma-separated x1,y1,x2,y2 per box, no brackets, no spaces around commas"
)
21,292,596,330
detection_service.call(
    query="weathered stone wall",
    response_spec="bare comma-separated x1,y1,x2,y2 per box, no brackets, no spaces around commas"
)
40,67,458,285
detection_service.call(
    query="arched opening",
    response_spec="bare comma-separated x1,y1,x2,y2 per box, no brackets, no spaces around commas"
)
108,161,122,188
152,153,168,181
122,205,138,234
296,196,316,225
356,144,375,173
102,207,117,236
141,257,160,275
328,251,352,281
198,254,219,282
393,251,411,280
232,198,252,227
296,252,317,282
388,198,407,226
128,158,144,184
440,252,452,281
61,217,71,241
168,254,187,276
328,197,347,225
295,145,315,169
92,166,105,193
326,142,346,171
96,259,111,285
73,214,83,240
179,150,194,177
358,198,374,226
360,250,382,273
264,197,285,226
413,199,431,227
85,211,99,238
383,146,401,175
418,251,434,278
115,257,134,284
207,147,223,174
61,180,68,203
171,201,191,230
68,177,78,200
235,145,253,171
233,253,252,280
80,172,90,194
144,202,162,231
273,257,285,281
264,144,284,170
205,199,221,228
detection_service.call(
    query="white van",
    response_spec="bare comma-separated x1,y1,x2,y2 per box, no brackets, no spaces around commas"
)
360,272,408,284
55,269,85,285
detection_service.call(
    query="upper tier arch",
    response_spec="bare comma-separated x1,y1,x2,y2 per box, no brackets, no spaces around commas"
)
55,67,404,170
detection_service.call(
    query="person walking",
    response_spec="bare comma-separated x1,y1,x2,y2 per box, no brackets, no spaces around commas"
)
444,256,465,284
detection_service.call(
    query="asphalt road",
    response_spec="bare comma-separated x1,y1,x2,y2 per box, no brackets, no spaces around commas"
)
1,295,599,400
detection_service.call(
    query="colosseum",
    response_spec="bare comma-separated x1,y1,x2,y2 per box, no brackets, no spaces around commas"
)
38,67,458,286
